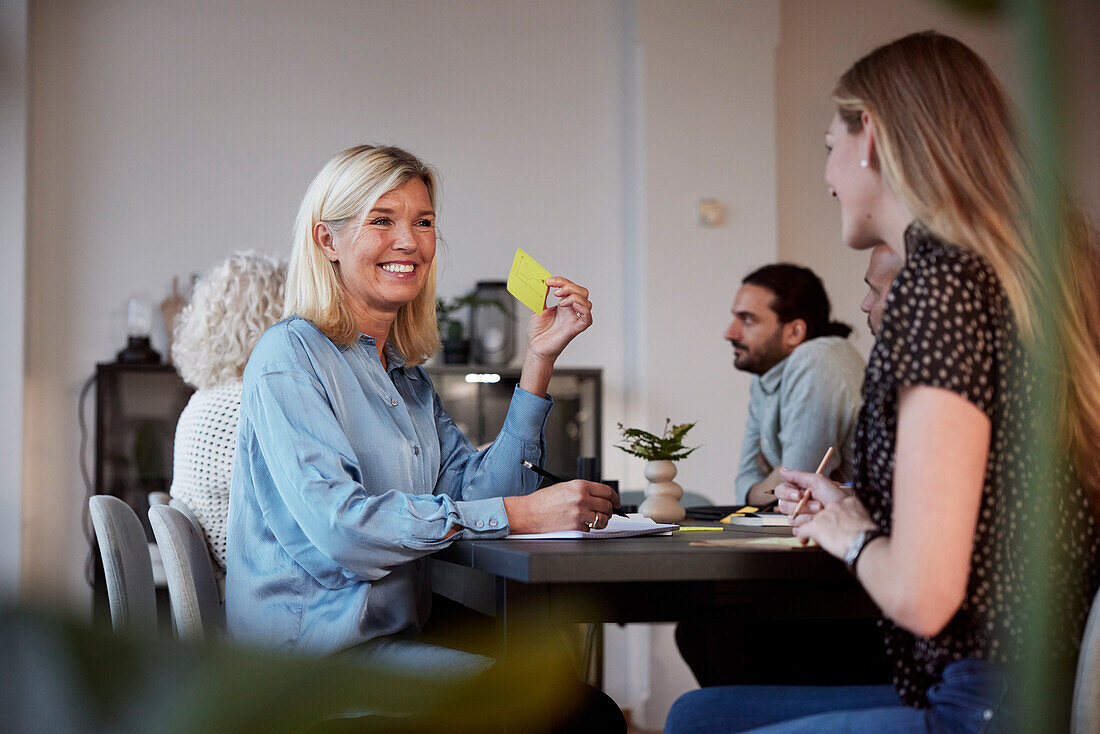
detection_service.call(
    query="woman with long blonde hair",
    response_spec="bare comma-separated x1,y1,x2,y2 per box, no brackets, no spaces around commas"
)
667,31,1100,734
225,145,624,731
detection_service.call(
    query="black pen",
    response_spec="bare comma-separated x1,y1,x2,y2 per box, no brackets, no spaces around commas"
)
520,460,628,516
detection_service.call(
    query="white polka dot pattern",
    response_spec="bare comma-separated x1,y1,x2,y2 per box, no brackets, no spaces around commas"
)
169,381,242,582
855,223,1100,707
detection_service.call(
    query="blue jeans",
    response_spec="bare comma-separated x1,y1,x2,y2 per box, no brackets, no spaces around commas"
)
665,658,1012,734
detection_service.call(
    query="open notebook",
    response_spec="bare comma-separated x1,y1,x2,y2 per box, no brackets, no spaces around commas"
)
508,514,678,540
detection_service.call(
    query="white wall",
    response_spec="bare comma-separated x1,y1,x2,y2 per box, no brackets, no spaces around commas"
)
615,2,781,728
0,0,28,599
635,0,779,503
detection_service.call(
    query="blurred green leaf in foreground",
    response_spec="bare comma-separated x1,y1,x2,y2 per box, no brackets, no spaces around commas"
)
0,605,580,734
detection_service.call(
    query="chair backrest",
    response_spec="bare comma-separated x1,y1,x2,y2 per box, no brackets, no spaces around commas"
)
147,491,171,507
168,496,205,537
88,495,157,636
1072,587,1100,732
148,504,224,642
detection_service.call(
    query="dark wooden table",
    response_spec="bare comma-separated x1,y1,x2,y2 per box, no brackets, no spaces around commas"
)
430,525,877,656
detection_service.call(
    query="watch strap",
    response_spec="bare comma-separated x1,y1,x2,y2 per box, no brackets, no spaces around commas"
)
845,528,887,575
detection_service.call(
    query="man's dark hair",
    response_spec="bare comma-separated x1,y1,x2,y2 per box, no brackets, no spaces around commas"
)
741,263,852,339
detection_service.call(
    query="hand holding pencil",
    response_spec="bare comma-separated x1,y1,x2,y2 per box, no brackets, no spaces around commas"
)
774,447,851,520
790,446,833,519
777,455,876,558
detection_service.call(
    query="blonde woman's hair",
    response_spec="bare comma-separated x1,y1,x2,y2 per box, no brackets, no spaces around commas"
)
284,144,441,364
833,31,1100,501
173,250,287,390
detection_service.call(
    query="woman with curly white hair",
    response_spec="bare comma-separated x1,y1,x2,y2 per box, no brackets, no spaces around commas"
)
169,250,286,586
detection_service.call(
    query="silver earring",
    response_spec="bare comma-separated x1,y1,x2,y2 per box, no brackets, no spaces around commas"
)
860,160,869,168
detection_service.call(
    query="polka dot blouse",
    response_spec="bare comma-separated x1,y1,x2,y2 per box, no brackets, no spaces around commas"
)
853,222,1100,707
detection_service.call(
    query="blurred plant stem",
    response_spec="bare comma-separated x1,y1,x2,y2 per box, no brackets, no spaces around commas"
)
1007,1,1073,731
936,0,1078,729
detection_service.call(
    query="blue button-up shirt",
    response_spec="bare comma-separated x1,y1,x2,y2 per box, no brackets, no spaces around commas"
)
226,317,551,654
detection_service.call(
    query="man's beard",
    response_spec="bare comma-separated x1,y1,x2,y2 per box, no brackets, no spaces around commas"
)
732,331,788,375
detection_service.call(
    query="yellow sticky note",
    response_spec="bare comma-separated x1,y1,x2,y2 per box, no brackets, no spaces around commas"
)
719,506,759,524
507,248,552,313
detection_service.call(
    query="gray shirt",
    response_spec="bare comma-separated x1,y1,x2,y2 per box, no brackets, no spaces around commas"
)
734,336,865,503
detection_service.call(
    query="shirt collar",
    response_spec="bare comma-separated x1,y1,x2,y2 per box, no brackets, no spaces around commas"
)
903,219,927,259
352,334,407,374
757,354,790,394
384,342,406,373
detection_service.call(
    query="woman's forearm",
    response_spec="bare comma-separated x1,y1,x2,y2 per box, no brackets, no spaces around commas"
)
853,535,966,637
865,386,989,637
518,351,555,398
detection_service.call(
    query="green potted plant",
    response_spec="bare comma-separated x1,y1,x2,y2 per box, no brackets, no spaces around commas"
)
436,295,471,364
437,291,511,364
616,419,699,522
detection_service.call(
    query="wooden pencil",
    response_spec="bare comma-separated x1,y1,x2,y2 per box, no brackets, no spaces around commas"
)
790,446,833,519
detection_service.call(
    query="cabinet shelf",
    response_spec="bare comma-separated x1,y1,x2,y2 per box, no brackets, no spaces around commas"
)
425,365,601,480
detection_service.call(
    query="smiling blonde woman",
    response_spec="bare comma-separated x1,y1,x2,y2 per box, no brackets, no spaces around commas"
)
225,144,624,732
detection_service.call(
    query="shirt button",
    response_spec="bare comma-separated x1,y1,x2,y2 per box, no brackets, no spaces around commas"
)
489,518,498,527
475,520,484,528
390,398,399,406
982,710,993,721
412,446,420,456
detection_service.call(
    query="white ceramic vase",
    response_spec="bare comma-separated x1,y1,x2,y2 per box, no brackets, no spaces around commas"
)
638,459,685,523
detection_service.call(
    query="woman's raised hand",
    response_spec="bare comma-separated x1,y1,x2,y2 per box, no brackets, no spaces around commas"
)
503,480,620,533
525,276,593,362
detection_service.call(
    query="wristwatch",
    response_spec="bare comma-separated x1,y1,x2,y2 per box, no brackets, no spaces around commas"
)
843,527,887,575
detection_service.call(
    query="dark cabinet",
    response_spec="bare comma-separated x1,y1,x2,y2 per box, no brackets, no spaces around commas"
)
94,363,194,534
425,366,601,480
92,363,193,626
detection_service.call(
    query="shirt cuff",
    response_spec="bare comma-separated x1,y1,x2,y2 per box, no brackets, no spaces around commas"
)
454,497,511,538
499,386,553,442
